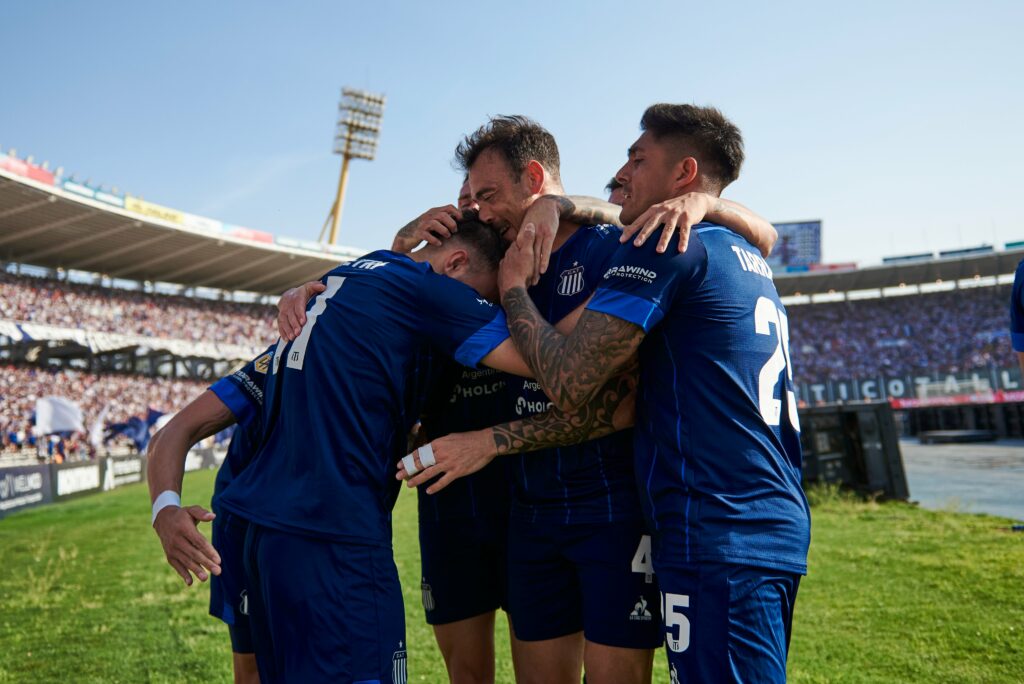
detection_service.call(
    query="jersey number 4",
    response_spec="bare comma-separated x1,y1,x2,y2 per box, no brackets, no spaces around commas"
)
754,296,799,431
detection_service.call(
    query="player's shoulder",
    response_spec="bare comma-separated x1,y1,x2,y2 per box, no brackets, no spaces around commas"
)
338,250,423,276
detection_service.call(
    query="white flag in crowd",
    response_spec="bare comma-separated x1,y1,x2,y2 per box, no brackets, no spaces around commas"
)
35,396,85,435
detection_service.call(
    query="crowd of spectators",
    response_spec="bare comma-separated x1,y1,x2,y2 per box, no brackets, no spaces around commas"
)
0,364,207,459
0,271,1018,461
787,284,1015,381
0,272,277,347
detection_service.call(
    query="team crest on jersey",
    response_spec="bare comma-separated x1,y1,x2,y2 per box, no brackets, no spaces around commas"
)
421,581,436,612
629,595,652,622
253,353,271,374
392,643,408,684
557,263,585,296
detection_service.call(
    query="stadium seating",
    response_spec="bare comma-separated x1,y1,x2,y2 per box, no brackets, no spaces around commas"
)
787,285,1013,381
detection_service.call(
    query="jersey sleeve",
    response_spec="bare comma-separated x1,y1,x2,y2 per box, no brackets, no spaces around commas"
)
208,344,275,429
417,271,510,367
586,233,708,332
1012,260,1024,352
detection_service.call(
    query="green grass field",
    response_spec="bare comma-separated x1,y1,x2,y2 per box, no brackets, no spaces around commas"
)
1,471,1022,683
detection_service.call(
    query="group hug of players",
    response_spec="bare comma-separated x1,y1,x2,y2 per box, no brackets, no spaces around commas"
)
148,103,811,684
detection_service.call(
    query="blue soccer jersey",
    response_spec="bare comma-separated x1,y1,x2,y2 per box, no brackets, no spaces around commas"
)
587,223,810,574
217,251,511,545
208,345,275,508
418,357,516,522
510,224,641,525
1011,259,1024,352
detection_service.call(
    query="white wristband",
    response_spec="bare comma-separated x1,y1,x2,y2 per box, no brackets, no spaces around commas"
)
151,490,181,525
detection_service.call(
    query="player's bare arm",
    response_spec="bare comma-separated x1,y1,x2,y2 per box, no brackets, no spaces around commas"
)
500,225,646,412
391,204,463,252
147,390,235,586
398,360,637,493
529,193,776,259
624,194,778,256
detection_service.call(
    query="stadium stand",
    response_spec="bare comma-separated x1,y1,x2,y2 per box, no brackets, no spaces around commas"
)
1,271,276,345
788,284,1014,381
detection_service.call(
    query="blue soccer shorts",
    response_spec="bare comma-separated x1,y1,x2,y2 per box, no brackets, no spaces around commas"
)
507,516,662,648
209,509,253,654
655,561,801,684
419,513,509,625
243,523,407,684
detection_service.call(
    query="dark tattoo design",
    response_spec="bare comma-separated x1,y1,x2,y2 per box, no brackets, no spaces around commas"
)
501,286,646,412
490,360,638,455
546,194,623,227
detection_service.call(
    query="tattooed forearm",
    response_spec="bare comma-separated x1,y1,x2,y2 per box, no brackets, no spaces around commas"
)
502,286,645,412
708,198,778,257
390,216,421,252
490,362,637,455
544,194,623,227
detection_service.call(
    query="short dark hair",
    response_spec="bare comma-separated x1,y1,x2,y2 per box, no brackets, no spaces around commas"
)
640,104,744,191
448,210,508,271
455,115,561,183
605,177,622,192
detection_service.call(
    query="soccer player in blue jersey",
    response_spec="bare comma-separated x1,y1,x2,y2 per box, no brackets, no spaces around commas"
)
212,216,545,683
490,104,810,683
149,345,275,684
1012,258,1024,373
435,116,780,684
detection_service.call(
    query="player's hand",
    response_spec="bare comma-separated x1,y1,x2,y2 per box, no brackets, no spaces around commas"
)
153,505,222,587
519,197,560,285
499,223,537,297
277,281,324,341
620,192,712,254
391,205,462,252
396,430,496,494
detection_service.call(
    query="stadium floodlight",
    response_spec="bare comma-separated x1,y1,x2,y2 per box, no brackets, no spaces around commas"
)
321,87,386,246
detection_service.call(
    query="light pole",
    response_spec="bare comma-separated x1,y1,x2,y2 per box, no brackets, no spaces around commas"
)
321,87,385,245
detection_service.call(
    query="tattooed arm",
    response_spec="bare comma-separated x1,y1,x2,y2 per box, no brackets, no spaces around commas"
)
502,286,645,412
398,361,637,494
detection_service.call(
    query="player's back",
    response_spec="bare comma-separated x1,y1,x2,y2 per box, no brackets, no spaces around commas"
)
218,251,507,546
628,224,809,574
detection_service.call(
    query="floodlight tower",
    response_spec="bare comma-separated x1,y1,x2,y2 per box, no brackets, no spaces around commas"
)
322,87,386,245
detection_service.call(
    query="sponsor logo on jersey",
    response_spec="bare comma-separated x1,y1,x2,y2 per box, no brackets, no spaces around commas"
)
670,663,680,684
557,263,585,296
630,595,653,622
604,264,658,284
476,297,496,308
421,581,436,612
253,352,271,374
392,643,408,684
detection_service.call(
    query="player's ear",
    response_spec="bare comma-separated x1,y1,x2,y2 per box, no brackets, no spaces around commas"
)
443,248,470,276
671,157,699,193
524,160,546,195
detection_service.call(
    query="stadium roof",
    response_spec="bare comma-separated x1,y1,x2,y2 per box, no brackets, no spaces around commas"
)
2,165,1022,297
774,248,1024,297
0,168,363,296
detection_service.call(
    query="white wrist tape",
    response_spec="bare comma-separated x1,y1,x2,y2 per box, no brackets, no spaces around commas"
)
401,444,437,478
151,490,181,525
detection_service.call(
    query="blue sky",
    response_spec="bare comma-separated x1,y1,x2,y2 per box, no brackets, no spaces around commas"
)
2,1,1022,265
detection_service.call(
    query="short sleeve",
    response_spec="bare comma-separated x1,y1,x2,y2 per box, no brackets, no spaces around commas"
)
417,272,510,367
208,345,275,429
586,232,708,332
